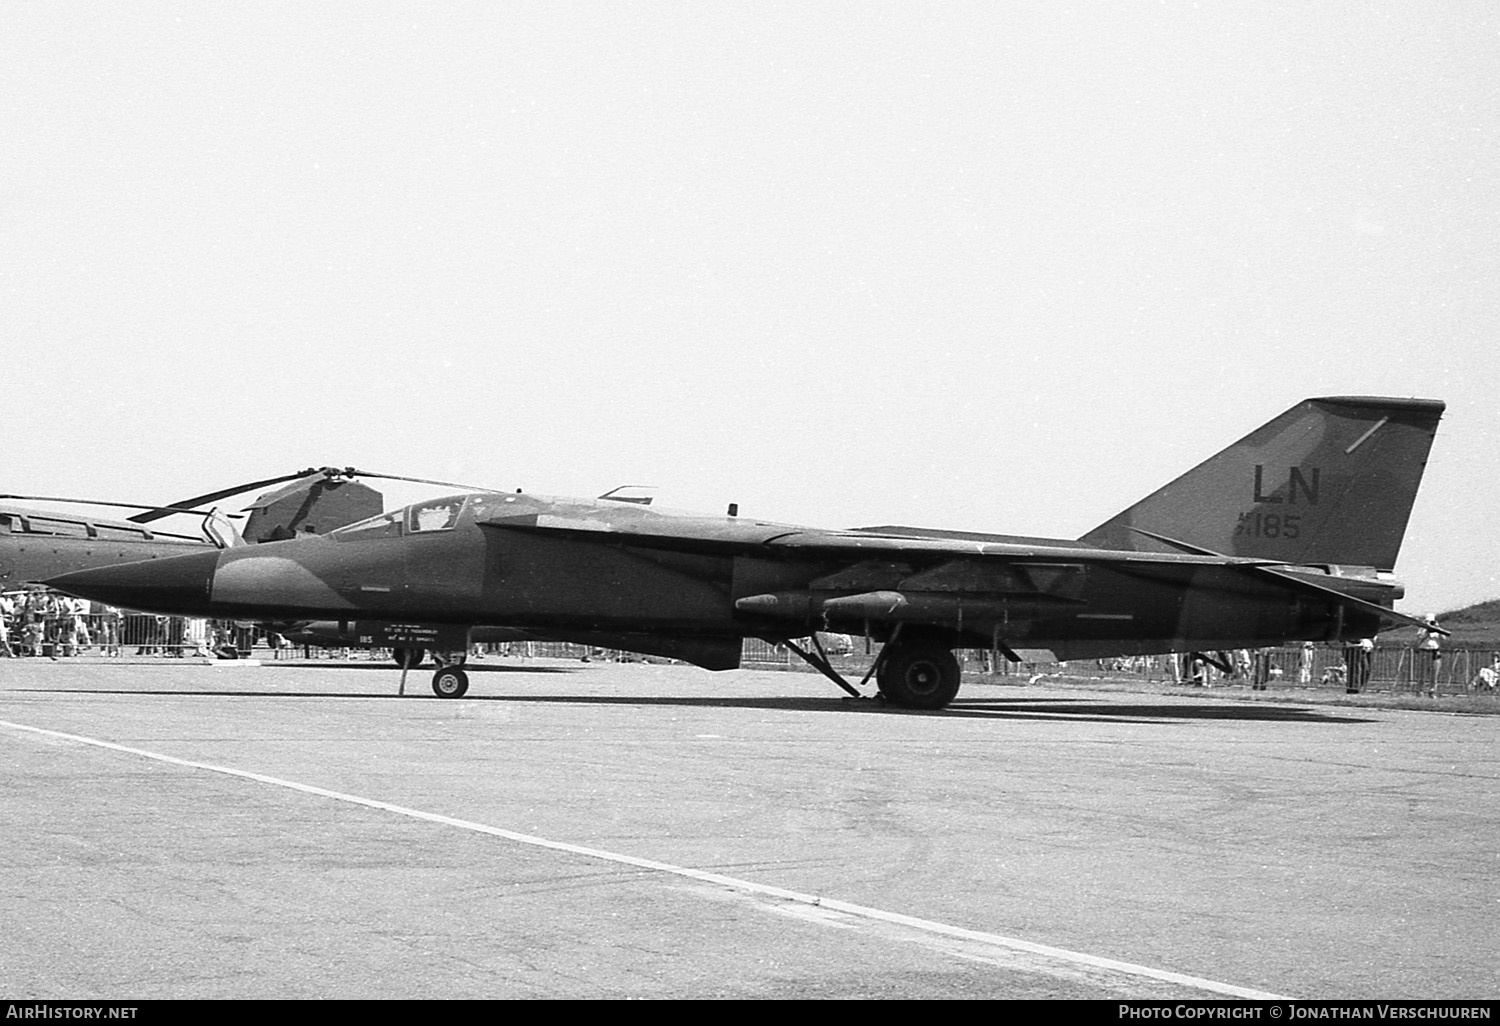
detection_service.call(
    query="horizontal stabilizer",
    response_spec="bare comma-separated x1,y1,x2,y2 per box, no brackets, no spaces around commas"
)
1130,526,1444,635
1256,566,1448,636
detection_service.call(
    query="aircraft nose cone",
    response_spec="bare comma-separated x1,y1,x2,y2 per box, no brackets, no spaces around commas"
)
45,549,222,614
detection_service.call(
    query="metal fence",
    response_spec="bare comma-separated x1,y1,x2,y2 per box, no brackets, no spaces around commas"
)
0,612,251,657
741,637,1500,694
4,614,1496,694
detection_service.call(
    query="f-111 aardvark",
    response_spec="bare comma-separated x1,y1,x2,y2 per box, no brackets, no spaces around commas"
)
47,397,1445,709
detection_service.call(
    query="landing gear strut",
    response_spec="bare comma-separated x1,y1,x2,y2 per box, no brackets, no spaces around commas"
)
782,634,864,699
781,630,964,710
392,646,425,669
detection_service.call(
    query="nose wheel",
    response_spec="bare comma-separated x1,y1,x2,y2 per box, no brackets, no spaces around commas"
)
431,665,469,698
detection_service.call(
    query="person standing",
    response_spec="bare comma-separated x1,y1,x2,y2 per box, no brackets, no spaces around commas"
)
1298,641,1315,685
70,597,92,652
97,605,121,657
0,593,13,657
1417,618,1443,696
23,616,45,658
137,614,166,656
1353,637,1374,693
1251,649,1272,690
1345,637,1375,693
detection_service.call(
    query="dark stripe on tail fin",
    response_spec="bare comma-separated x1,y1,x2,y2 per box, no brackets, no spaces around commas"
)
1080,396,1444,571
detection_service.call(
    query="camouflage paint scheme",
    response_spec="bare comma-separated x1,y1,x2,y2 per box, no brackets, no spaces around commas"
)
46,397,1445,709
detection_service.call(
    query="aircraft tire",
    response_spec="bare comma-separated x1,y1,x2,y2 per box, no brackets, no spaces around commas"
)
393,646,426,669
431,666,469,699
876,641,961,710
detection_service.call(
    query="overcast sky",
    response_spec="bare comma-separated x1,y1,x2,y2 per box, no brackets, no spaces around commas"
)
3,2,1496,614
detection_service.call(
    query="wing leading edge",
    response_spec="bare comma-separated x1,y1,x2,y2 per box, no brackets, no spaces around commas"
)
479,513,1275,569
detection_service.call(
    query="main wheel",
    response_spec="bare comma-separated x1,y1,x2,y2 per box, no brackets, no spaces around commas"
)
393,646,426,669
431,665,469,699
876,641,961,710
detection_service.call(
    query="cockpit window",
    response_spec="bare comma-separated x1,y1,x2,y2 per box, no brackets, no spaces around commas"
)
407,497,465,533
332,494,473,541
331,510,404,541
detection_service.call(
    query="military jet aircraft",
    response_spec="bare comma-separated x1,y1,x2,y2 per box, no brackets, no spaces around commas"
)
46,396,1446,709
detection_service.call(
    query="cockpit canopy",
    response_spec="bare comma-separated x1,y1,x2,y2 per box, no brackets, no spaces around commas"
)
331,492,536,541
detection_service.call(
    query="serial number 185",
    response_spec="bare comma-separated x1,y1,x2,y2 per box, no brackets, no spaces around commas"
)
1235,511,1301,539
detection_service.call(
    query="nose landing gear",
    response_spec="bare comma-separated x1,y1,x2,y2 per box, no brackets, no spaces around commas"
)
431,663,469,698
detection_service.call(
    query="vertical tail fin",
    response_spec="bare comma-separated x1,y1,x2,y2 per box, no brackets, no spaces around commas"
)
1080,396,1444,570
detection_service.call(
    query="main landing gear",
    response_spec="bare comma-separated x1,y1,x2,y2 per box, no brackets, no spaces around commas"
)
875,638,962,710
782,630,963,710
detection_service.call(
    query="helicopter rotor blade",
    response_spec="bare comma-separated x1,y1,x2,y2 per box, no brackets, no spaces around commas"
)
128,468,334,523
7,467,500,528
0,495,247,518
336,468,500,493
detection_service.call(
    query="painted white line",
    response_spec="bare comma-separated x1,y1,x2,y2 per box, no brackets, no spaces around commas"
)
1,717,1291,1000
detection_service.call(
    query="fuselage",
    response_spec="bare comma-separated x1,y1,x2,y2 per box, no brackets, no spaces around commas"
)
43,490,1397,668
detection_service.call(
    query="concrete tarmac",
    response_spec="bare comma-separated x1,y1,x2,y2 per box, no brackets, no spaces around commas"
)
1,658,1495,999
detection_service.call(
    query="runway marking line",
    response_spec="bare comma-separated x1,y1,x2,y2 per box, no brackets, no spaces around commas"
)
1,717,1291,1000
